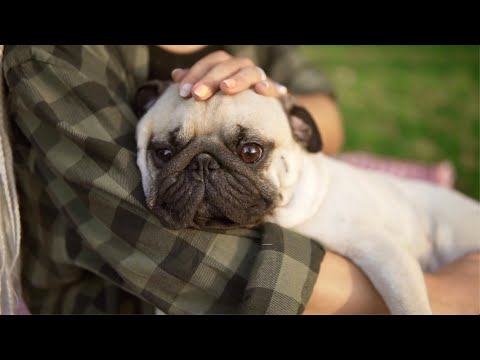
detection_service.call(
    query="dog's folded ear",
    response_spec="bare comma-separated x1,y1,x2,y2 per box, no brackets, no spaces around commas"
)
134,80,171,118
279,95,323,153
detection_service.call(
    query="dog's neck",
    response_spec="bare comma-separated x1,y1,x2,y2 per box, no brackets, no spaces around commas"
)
269,152,330,229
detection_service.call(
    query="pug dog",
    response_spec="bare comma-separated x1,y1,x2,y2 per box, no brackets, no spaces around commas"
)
135,81,479,315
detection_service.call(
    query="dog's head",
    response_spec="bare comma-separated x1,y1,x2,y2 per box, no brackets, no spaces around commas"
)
135,81,322,229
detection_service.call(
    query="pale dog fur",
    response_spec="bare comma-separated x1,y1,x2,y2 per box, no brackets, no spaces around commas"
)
137,85,480,315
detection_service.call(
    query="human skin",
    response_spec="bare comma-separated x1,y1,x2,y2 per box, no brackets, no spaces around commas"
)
161,46,344,156
158,45,479,315
304,251,480,315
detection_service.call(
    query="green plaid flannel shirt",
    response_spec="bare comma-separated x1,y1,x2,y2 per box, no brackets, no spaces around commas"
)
3,45,331,314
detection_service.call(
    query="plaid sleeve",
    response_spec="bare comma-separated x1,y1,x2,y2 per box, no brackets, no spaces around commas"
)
226,45,335,97
3,45,324,314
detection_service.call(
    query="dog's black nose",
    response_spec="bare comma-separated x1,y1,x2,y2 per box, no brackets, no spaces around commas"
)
188,153,220,180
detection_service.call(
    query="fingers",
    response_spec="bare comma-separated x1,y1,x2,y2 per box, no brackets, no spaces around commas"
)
169,49,288,101
254,80,280,97
218,65,267,96
177,50,232,98
190,57,254,100
254,80,289,98
171,68,188,82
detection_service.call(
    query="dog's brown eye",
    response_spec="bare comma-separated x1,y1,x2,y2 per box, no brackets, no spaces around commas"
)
155,148,174,163
239,143,263,164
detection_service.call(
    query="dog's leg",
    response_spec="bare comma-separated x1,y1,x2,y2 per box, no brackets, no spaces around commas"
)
396,180,479,269
429,192,480,268
347,237,432,315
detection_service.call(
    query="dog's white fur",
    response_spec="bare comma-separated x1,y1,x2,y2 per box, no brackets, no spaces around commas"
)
137,85,480,315
268,152,479,314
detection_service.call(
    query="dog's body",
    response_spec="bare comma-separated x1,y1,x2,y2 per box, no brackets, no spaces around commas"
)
269,151,478,314
135,82,479,314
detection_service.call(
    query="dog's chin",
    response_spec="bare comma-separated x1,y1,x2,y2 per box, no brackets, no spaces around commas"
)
152,200,264,230
191,201,240,229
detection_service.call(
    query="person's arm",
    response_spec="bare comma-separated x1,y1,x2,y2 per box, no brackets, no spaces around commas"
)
425,251,480,314
294,93,344,156
4,45,324,314
304,251,480,314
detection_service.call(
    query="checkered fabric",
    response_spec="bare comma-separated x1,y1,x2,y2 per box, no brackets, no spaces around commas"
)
3,45,329,314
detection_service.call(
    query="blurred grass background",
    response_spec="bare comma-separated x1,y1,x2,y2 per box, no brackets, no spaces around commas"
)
301,45,479,200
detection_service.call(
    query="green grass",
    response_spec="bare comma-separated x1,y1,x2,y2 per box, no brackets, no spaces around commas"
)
301,45,479,200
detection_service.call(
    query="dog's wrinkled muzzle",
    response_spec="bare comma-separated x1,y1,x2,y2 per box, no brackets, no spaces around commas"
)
150,137,277,229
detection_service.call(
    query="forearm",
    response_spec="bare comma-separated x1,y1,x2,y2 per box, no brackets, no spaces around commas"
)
304,251,480,315
424,252,480,315
303,251,388,314
294,93,344,156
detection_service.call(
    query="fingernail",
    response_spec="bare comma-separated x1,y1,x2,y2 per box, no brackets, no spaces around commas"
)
179,83,192,97
222,78,237,88
193,84,210,98
171,68,183,81
275,83,288,95
256,81,269,91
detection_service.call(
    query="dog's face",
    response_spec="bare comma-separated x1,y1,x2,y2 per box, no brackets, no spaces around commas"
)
135,81,322,229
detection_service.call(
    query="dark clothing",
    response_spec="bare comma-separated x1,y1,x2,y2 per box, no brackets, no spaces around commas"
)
3,45,331,314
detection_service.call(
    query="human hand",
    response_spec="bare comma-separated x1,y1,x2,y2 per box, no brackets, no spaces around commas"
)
170,50,288,101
